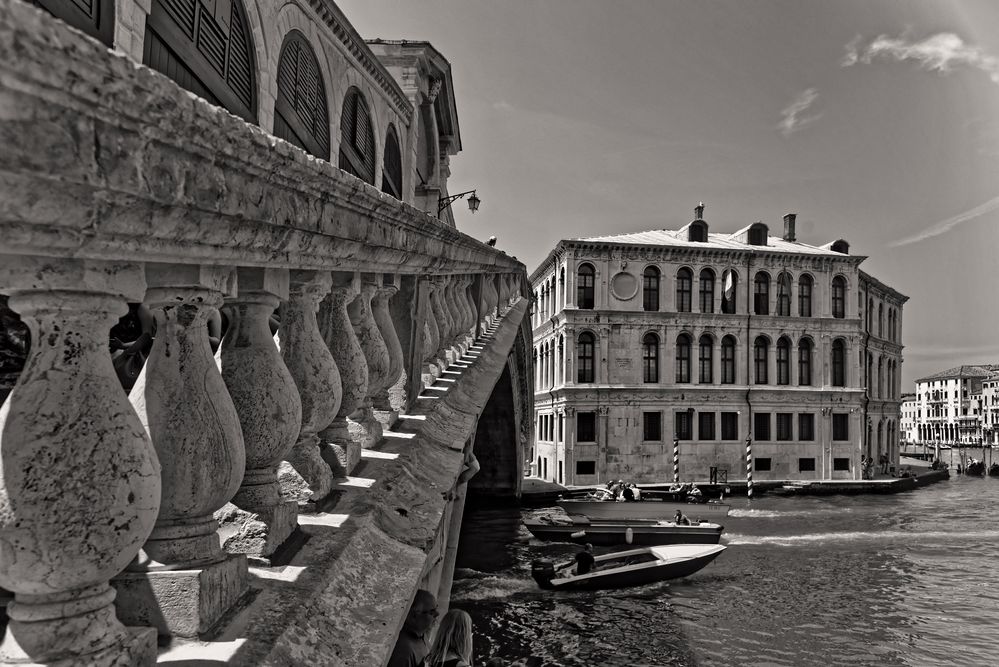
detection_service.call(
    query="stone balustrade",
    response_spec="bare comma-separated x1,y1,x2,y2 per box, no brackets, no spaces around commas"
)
0,4,530,664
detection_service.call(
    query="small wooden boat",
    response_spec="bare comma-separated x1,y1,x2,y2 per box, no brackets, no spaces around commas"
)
531,544,727,590
558,495,730,522
523,515,723,546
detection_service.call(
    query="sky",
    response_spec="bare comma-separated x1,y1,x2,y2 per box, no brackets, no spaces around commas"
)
339,0,999,389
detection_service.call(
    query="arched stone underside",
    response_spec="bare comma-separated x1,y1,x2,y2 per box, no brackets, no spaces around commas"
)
0,7,531,666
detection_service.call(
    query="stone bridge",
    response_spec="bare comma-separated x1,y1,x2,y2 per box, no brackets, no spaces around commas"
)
0,1,533,664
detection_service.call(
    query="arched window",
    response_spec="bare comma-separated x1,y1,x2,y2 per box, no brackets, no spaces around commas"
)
577,264,595,309
866,298,874,332
144,0,257,121
381,124,403,198
689,220,708,242
643,267,660,312
748,223,768,246
776,272,792,317
798,338,812,386
878,303,884,338
699,334,713,384
721,270,738,314
832,276,846,319
676,268,692,312
754,336,769,384
642,333,659,383
754,272,770,315
878,357,884,397
699,269,715,313
577,332,595,383
274,31,330,159
832,338,846,387
721,336,736,384
798,274,813,317
339,88,376,184
533,347,539,385
776,337,791,385
675,334,692,383
558,335,564,385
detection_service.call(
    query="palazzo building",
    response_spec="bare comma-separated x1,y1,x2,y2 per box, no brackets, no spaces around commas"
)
910,364,999,446
530,205,907,486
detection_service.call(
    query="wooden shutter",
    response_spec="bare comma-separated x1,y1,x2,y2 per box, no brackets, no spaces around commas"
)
33,0,115,46
275,31,330,159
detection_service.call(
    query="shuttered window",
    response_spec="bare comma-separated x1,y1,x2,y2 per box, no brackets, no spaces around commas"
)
275,31,330,159
144,0,257,122
381,125,403,199
33,0,115,46
339,88,376,184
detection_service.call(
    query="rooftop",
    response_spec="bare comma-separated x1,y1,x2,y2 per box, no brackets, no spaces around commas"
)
916,364,999,383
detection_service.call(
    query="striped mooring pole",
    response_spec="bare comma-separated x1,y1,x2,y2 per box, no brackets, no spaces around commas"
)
745,435,754,500
672,438,680,483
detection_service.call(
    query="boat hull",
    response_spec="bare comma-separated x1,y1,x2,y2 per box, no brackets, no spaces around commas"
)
534,544,727,590
523,518,723,546
557,499,730,522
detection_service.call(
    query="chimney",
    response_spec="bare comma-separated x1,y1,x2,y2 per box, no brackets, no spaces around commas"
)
694,202,705,220
783,213,797,242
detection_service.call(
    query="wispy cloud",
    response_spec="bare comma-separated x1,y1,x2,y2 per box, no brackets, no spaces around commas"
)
843,32,999,84
778,88,821,137
890,194,999,247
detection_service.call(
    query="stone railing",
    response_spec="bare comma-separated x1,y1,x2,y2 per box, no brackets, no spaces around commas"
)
0,2,530,664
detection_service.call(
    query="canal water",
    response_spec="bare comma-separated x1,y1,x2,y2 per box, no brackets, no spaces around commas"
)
453,475,999,666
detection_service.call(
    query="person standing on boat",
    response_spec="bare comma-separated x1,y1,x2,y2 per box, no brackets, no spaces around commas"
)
622,484,635,501
673,509,690,526
575,543,596,575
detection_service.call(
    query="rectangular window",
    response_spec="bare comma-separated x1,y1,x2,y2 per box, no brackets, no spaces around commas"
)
754,412,771,441
799,413,815,441
699,274,714,313
576,460,596,475
643,412,662,441
755,457,772,471
798,457,816,472
832,413,849,441
776,413,793,441
833,457,851,471
674,411,692,440
721,412,739,440
577,412,596,442
698,412,716,440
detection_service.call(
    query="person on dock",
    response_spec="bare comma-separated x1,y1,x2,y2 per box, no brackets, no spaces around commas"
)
575,543,596,575
388,589,439,667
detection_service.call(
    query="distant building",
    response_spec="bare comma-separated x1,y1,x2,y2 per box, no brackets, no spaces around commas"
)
900,392,918,443
912,365,999,446
529,205,907,485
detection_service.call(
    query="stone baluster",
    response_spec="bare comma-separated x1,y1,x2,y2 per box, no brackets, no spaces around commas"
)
318,272,368,475
0,257,159,665
462,276,476,335
112,263,248,638
444,277,464,351
281,270,341,502
346,274,388,448
372,276,405,421
433,279,455,365
423,281,441,365
483,277,499,324
497,275,510,313
219,268,303,559
451,276,469,340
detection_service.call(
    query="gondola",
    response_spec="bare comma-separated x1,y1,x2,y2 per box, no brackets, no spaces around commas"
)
531,544,727,590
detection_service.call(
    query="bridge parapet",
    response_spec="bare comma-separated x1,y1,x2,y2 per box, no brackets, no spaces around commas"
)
0,2,532,664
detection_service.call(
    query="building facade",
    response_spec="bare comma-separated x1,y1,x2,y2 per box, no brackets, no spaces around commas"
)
911,365,999,446
900,392,918,443
530,206,907,486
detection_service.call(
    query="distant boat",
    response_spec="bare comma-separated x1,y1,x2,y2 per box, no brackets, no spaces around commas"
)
965,460,985,476
523,515,723,546
531,544,727,591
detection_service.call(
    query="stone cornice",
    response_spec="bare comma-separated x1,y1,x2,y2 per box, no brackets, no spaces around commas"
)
307,0,414,121
0,2,521,277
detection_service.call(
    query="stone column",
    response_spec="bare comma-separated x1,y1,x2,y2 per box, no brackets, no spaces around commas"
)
372,276,405,421
318,272,368,475
281,271,341,503
112,263,248,639
347,275,388,448
0,257,158,665
219,268,303,559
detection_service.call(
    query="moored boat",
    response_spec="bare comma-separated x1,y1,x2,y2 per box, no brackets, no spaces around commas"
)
523,515,723,546
531,544,727,590
557,496,730,522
